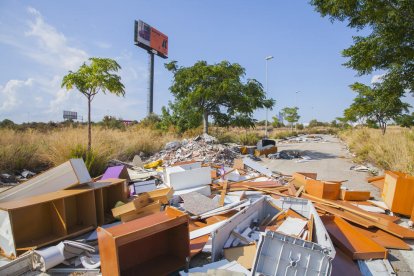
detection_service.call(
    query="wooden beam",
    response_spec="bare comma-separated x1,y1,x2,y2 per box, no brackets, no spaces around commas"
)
307,214,314,242
219,181,228,207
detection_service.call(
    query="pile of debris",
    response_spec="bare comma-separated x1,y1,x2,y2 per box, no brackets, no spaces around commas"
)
145,133,239,167
0,136,414,276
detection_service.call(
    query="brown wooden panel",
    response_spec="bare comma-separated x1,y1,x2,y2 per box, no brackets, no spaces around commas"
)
322,216,387,260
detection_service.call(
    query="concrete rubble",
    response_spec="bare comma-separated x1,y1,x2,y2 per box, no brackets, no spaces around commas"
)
0,135,413,276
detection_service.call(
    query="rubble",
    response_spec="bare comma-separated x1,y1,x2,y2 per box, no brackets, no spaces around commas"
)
1,135,414,276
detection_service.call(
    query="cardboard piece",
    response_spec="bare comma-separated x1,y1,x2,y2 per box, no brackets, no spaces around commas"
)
0,159,91,203
223,244,257,269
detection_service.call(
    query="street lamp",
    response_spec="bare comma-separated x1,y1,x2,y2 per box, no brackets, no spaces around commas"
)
265,55,274,137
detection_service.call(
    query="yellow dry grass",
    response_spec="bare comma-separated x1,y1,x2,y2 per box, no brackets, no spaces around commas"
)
339,127,414,174
0,126,180,176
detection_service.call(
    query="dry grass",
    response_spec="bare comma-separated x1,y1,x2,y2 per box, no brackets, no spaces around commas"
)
0,126,180,176
339,127,414,174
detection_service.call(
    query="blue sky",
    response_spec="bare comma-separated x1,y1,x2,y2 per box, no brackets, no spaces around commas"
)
0,1,411,124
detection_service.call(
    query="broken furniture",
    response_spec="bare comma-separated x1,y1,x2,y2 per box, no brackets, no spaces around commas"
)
305,179,341,200
0,178,128,258
290,172,317,189
97,207,189,276
101,165,130,182
381,171,414,216
164,162,212,196
340,190,371,201
251,231,333,276
0,188,97,258
0,159,91,203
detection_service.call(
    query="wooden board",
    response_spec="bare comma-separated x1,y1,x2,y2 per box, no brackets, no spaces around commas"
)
331,247,362,276
305,179,341,200
224,244,257,269
190,234,209,257
350,223,411,250
321,216,387,260
340,190,371,201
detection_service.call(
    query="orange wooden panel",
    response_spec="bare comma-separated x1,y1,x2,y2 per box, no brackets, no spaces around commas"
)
305,179,341,200
322,216,387,260
340,190,371,201
382,171,414,216
351,223,410,250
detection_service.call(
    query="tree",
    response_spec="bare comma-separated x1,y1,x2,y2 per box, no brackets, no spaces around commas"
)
271,116,284,128
62,58,125,151
282,107,300,131
164,60,275,134
310,0,414,94
395,112,414,128
343,82,410,134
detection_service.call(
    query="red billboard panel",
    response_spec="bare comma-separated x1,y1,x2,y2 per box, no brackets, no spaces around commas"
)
134,20,168,58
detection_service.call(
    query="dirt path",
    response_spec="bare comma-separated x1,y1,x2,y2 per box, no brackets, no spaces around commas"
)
261,134,381,198
261,134,414,275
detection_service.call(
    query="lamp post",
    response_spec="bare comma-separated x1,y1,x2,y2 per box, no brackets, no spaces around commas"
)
265,55,274,137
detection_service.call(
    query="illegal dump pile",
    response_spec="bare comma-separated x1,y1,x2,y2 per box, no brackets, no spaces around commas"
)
0,134,413,276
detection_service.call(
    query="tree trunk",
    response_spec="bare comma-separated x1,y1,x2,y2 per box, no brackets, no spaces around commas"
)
87,95,92,152
203,110,209,134
381,122,387,135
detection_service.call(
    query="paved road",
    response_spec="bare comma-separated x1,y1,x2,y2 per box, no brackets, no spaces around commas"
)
261,134,381,198
262,134,414,275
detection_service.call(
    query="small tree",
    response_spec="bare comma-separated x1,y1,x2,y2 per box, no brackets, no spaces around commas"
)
343,82,410,134
282,107,300,131
271,116,283,128
164,60,275,134
62,58,125,151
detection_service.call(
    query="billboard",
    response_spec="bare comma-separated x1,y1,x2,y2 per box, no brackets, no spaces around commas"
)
63,111,77,120
134,20,168,58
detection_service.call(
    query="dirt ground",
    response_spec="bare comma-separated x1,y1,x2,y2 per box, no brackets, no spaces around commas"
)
261,134,414,275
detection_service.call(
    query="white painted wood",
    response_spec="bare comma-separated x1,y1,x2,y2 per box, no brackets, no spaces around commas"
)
0,159,91,203
276,217,307,236
0,210,16,258
242,158,272,177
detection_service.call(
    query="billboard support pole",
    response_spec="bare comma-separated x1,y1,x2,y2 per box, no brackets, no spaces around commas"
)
147,51,155,116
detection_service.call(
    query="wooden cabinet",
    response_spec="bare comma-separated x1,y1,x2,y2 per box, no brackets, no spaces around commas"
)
97,207,189,276
305,179,341,200
0,178,128,258
382,171,414,216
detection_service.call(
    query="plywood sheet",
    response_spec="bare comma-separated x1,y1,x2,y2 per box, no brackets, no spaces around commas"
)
223,244,257,269
321,216,387,260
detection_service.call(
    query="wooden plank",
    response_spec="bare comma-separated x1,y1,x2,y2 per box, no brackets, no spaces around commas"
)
190,234,209,257
321,216,387,260
119,201,161,223
295,186,305,197
230,181,281,189
111,193,150,217
314,203,375,228
340,190,371,201
219,181,228,207
302,193,380,222
307,214,314,242
351,223,411,250
233,159,244,170
288,183,297,196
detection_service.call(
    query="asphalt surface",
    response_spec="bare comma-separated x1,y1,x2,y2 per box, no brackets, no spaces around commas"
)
261,134,414,275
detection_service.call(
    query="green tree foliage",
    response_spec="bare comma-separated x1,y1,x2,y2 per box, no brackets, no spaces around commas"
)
395,112,414,128
282,107,300,131
101,116,126,130
343,82,410,134
0,119,15,128
271,116,284,128
62,58,125,151
310,0,414,94
164,60,275,134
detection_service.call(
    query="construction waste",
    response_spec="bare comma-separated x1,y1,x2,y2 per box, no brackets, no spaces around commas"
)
0,134,413,276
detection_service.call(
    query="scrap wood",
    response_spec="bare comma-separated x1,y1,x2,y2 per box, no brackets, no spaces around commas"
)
351,223,411,250
338,201,399,222
190,234,210,257
331,247,362,276
230,230,254,245
229,181,282,189
340,190,371,201
321,216,387,260
302,193,380,222
367,175,385,183
295,185,305,197
242,186,287,197
314,203,375,228
111,193,150,218
263,210,287,227
223,244,257,270
287,183,297,196
219,181,228,207
233,159,244,170
307,214,314,242
119,201,161,222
